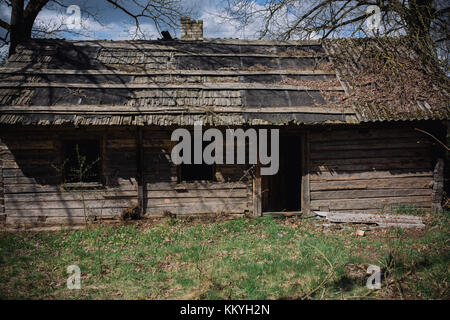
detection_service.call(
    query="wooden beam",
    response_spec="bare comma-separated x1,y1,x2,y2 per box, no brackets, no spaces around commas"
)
301,130,311,216
252,164,262,217
0,68,336,76
263,211,302,217
0,138,4,215
0,82,345,92
432,157,444,212
136,127,145,216
0,106,354,114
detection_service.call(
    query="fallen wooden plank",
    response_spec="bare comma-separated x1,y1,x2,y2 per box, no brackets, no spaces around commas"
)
314,211,425,228
328,212,423,223
378,222,426,229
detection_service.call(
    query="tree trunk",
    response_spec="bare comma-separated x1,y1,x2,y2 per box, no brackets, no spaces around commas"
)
8,0,49,57
8,0,25,57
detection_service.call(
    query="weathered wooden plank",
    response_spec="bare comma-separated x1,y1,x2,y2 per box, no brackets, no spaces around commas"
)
5,190,136,202
0,81,344,91
0,68,334,76
310,138,430,151
310,156,432,166
310,148,431,160
4,182,138,193
147,189,247,198
145,197,247,206
311,196,432,210
1,127,129,135
311,161,431,173
310,170,433,181
310,177,433,191
377,223,425,228
5,216,105,225
316,208,425,215
6,198,135,210
432,158,444,211
4,185,62,194
2,151,58,160
1,140,55,150
2,159,58,169
136,127,144,217
6,207,126,217
3,176,60,185
324,212,425,228
252,164,262,217
145,200,248,215
106,139,137,148
310,128,421,142
144,181,248,190
326,212,423,222
0,147,3,215
301,131,311,215
310,188,431,200
2,168,57,178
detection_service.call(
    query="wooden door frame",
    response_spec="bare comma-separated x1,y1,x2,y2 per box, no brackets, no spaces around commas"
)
301,130,311,216
136,126,145,217
252,129,310,217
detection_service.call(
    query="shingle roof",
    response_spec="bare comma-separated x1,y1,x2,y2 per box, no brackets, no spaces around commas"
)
323,37,449,122
0,37,447,126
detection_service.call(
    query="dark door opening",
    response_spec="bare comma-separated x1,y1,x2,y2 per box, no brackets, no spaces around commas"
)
262,135,302,212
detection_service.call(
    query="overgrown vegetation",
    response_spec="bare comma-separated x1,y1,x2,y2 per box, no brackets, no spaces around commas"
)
52,144,102,226
391,204,427,215
0,211,448,300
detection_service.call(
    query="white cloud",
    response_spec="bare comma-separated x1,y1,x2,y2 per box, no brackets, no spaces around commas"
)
197,0,264,39
37,5,163,41
1,0,283,42
114,23,159,40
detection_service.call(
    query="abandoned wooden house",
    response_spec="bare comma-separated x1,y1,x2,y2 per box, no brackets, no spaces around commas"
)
0,18,448,228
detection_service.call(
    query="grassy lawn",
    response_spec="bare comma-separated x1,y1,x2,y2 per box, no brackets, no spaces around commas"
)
0,211,448,300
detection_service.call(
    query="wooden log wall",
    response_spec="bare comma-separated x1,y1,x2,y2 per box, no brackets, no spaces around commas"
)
0,139,4,222
142,128,251,216
1,123,441,227
0,126,251,227
308,126,436,214
0,127,138,227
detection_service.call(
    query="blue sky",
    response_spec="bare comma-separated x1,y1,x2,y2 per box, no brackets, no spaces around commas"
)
0,0,387,50
0,0,263,41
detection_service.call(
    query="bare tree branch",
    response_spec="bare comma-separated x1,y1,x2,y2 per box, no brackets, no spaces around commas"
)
224,0,449,74
1,0,186,56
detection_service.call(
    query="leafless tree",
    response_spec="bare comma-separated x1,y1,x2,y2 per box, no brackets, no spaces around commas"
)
0,0,185,57
225,0,449,72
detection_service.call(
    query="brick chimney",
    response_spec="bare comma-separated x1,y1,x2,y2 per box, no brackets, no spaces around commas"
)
180,17,203,40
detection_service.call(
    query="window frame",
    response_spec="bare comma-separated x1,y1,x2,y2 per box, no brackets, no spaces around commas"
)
177,162,216,183
60,137,104,187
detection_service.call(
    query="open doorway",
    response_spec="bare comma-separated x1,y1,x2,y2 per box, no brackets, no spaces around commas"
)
262,135,302,213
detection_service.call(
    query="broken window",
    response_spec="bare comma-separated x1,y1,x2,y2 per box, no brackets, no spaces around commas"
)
178,141,214,182
63,140,101,183
179,163,214,182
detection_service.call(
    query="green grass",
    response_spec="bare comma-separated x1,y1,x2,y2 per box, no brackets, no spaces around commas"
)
0,211,449,300
391,204,427,215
